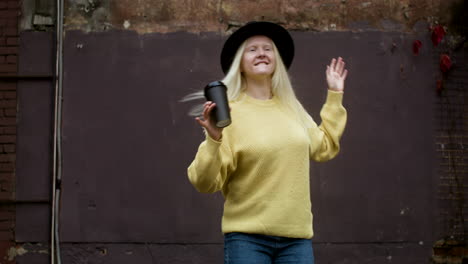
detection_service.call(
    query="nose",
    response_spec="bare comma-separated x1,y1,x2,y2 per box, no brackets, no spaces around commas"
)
257,49,266,58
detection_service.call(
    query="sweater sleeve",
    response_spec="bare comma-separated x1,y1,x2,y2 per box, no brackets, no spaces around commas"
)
187,132,236,193
308,90,347,162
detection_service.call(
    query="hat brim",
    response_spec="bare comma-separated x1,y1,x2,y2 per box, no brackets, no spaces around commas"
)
220,21,294,74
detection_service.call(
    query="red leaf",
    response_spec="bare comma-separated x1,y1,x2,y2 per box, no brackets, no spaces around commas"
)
440,54,452,73
412,40,422,55
431,25,446,46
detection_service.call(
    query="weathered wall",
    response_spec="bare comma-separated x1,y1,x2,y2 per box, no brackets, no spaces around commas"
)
433,48,468,263
0,0,20,263
9,0,468,263
62,0,458,33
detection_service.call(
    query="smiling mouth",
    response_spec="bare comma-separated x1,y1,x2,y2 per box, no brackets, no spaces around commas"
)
255,61,269,66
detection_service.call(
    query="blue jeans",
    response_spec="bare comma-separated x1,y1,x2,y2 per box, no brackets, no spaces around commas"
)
224,232,314,264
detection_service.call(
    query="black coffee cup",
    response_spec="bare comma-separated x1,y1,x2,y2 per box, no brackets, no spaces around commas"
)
204,81,231,128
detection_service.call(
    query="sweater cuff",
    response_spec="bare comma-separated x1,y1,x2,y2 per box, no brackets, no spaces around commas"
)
205,133,222,153
325,90,344,106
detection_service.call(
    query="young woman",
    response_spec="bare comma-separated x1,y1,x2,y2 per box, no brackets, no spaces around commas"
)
187,21,348,264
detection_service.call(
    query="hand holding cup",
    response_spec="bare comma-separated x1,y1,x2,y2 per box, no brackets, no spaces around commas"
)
195,101,224,141
195,81,232,141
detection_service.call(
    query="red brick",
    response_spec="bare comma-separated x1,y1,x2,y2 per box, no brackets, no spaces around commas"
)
3,91,15,99
0,56,4,64
6,18,16,27
0,209,14,221
4,27,17,37
5,37,17,46
0,136,15,143
0,119,15,126
0,216,15,222
0,220,13,230
0,100,16,108
0,37,5,45
5,56,15,64
2,126,15,134
7,1,19,9
0,64,16,73
0,155,14,162
0,83,16,91
0,10,19,18
3,109,14,117
0,173,13,182
3,145,14,153
0,47,17,55
0,19,6,26
0,163,14,172
0,230,14,240
0,2,7,9
0,179,13,191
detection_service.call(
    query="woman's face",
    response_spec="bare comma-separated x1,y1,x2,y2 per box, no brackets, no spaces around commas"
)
241,35,276,78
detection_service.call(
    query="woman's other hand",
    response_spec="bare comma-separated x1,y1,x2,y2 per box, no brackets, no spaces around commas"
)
326,57,348,92
195,101,223,141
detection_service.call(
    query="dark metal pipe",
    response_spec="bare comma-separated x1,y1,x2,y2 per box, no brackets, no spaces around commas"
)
51,0,64,263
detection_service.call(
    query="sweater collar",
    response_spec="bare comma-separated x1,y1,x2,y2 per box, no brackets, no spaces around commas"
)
240,92,279,107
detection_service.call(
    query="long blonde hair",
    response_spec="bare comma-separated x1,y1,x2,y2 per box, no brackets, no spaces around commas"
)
183,38,313,128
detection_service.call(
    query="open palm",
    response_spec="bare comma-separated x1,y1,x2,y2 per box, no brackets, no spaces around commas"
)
326,57,348,92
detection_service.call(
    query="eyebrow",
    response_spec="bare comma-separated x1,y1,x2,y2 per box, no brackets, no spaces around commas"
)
245,43,273,49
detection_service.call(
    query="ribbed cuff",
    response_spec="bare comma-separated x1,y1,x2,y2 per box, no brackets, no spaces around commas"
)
205,133,222,153
325,90,344,106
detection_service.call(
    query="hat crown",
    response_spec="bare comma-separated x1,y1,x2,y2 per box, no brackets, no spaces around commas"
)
220,21,295,74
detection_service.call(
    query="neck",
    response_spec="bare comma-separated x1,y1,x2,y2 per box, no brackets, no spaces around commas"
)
244,75,273,100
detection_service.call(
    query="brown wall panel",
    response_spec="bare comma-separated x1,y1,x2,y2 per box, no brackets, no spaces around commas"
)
58,30,438,247
16,32,54,201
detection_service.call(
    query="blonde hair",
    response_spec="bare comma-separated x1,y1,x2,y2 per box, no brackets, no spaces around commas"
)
183,38,313,128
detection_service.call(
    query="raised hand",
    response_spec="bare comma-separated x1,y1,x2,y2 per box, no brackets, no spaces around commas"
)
326,57,348,92
195,101,223,141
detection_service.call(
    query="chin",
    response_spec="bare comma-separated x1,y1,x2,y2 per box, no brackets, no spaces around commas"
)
258,71,274,76
253,68,274,76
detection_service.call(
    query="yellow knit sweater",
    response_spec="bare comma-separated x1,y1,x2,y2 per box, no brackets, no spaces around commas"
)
188,90,347,239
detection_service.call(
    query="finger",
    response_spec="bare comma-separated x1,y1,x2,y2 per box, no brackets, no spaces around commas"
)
330,58,336,71
202,103,212,120
204,103,216,120
195,117,206,128
337,60,345,75
341,69,348,80
208,102,216,112
334,57,341,71
326,65,330,76
203,101,211,111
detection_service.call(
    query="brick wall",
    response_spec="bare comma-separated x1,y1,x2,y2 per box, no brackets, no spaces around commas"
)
0,0,19,263
433,48,468,264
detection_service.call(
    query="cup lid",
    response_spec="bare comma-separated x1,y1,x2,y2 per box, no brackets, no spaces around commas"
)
204,81,226,97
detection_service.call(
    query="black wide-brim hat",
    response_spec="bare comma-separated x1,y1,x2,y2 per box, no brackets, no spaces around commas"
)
220,21,295,74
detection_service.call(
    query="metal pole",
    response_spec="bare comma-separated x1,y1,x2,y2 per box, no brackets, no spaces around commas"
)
52,0,64,263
